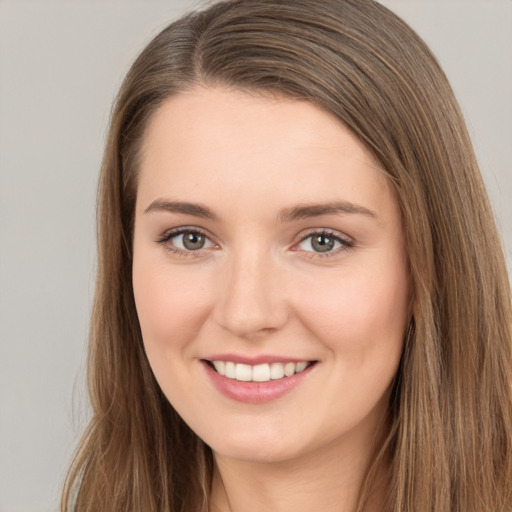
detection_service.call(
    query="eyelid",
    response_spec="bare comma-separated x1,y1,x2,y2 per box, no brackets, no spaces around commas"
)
156,226,218,256
155,226,354,258
292,228,354,257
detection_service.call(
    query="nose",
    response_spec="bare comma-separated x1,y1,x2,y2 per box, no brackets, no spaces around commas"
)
213,248,289,339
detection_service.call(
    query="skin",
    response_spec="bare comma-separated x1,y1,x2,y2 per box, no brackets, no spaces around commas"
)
132,86,409,512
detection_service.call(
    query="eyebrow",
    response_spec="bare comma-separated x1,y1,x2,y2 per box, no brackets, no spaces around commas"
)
144,200,219,220
278,201,377,222
143,199,377,222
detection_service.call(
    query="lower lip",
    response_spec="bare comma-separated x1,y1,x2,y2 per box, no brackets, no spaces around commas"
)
202,361,316,404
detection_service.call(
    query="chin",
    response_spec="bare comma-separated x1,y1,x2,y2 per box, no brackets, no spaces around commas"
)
212,443,301,465
205,425,325,465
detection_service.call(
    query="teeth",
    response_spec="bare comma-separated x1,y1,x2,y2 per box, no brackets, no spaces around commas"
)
225,361,236,379
235,363,252,381
296,361,308,372
212,361,225,375
283,362,295,377
252,363,271,382
270,362,285,379
211,361,311,382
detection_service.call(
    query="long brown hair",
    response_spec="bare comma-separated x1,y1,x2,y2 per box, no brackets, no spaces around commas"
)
61,1,512,511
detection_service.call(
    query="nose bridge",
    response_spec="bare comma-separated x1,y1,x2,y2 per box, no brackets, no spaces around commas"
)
214,241,288,338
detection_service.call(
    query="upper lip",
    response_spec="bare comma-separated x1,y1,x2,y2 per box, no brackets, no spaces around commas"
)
202,353,316,365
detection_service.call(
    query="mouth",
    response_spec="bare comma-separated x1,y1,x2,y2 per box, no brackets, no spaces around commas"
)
201,357,318,403
204,360,316,383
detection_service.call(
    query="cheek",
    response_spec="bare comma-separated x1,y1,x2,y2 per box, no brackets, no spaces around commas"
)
132,257,213,354
292,261,408,429
294,260,409,361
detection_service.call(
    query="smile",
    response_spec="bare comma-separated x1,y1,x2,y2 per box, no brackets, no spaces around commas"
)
210,361,312,382
203,358,317,404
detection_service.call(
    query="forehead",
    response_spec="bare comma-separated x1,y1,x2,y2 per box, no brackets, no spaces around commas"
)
141,86,378,165
136,86,395,220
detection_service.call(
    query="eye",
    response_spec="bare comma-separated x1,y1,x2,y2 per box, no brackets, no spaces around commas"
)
174,231,209,251
296,230,352,254
157,228,216,254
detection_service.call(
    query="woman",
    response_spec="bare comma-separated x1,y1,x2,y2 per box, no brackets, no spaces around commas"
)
61,1,512,511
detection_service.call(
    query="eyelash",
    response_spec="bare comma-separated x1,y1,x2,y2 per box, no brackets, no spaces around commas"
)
155,227,354,258
295,229,355,258
156,227,214,258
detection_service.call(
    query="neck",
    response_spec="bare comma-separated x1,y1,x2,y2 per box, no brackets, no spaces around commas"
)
209,431,390,512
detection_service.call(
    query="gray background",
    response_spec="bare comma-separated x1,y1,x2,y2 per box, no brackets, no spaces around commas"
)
0,1,510,511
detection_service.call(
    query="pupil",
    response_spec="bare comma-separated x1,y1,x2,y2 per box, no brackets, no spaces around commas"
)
183,232,205,250
312,235,334,253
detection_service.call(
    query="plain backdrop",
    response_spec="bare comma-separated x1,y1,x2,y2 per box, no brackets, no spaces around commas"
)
0,1,510,511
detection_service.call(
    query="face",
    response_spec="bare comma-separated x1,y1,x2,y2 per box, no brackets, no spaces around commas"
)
132,87,409,464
